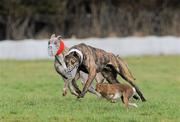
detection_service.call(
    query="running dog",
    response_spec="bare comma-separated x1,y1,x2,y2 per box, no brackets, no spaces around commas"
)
96,83,139,108
48,34,104,97
64,43,146,101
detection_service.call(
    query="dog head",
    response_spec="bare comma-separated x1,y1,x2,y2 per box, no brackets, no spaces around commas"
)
95,83,104,92
65,52,80,68
48,34,63,57
64,51,80,79
96,83,109,93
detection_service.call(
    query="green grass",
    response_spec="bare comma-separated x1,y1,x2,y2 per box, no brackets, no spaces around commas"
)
0,56,180,122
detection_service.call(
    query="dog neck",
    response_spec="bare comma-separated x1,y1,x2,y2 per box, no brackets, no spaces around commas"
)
55,46,69,69
68,49,83,64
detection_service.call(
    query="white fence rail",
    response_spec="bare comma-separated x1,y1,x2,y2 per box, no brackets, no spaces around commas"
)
0,36,180,60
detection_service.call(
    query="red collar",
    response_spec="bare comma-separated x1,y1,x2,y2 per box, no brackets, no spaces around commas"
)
56,39,65,55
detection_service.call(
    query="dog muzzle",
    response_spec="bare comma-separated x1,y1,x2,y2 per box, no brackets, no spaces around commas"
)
48,44,58,57
65,65,78,79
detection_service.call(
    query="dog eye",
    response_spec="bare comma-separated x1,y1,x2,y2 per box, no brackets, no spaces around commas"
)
72,60,75,64
70,59,75,63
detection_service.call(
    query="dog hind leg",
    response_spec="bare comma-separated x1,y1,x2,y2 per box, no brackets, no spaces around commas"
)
115,57,146,102
125,79,146,102
102,66,119,84
117,67,146,102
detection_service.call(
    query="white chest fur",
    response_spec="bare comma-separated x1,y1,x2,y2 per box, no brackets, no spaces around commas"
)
113,92,121,99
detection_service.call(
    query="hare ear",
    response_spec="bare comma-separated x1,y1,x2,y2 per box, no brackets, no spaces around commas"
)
51,34,55,39
57,35,62,40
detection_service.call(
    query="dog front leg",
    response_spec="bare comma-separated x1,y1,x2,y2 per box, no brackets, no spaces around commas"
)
68,79,79,96
70,72,81,95
62,78,68,96
78,68,96,98
79,71,101,97
72,79,81,95
123,93,129,108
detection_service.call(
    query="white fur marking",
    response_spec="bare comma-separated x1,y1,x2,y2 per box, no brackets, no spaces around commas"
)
113,92,121,99
109,95,114,98
68,49,83,64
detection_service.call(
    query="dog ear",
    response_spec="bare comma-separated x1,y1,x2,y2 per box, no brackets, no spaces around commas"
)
64,54,68,61
57,35,62,40
70,51,78,59
51,34,55,39
97,83,102,88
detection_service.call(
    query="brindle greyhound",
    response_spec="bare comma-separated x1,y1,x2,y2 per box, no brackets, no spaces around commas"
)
64,43,146,101
48,34,104,97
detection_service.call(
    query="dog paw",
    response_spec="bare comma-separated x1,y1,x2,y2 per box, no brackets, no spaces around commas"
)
96,93,102,99
111,100,117,103
77,93,85,98
62,91,67,96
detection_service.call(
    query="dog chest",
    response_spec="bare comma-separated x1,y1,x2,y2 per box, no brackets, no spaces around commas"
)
113,92,121,99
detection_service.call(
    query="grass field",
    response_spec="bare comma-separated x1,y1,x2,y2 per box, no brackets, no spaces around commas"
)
0,56,180,122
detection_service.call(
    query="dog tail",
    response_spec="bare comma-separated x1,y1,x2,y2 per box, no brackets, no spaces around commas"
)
116,56,135,81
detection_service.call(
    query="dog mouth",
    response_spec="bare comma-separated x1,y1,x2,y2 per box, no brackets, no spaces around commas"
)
65,65,78,79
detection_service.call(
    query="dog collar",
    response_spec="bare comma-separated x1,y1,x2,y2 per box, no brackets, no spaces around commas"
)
56,40,65,55
68,49,83,64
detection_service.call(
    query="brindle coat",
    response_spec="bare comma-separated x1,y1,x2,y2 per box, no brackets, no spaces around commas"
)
48,34,104,97
65,43,146,101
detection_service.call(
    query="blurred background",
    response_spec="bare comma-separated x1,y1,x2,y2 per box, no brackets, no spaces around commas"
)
0,0,180,59
0,0,180,40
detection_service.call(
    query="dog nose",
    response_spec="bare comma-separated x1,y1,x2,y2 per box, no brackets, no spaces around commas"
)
49,46,52,49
